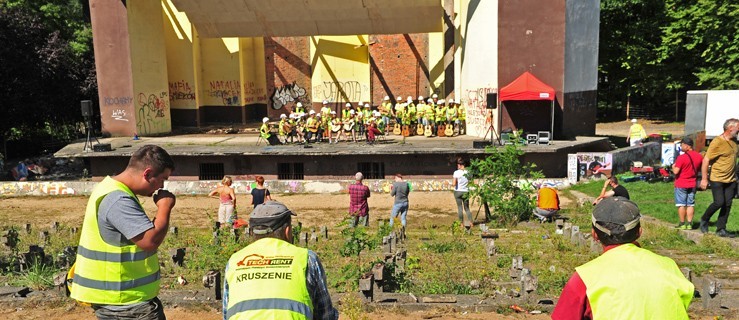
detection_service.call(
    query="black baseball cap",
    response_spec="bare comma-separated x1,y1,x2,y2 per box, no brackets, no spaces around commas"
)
679,137,694,147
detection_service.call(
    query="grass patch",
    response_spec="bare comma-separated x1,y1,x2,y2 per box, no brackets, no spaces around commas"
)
570,179,739,232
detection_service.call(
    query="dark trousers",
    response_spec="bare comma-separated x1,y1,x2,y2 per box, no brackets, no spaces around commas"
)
701,180,736,231
93,297,166,320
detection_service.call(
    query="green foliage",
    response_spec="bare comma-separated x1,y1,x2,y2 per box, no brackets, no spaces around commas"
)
12,260,57,290
467,145,543,227
338,225,377,257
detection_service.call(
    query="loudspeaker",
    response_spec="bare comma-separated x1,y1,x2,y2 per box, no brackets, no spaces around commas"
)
486,93,497,109
81,100,93,118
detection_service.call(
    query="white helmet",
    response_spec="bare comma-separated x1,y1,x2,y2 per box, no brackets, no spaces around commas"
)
364,103,370,108
280,114,287,118
296,102,303,107
309,110,315,115
432,94,438,99
418,96,424,100
349,109,356,114
407,96,413,101
358,101,364,106
345,103,351,107
330,111,336,115
396,96,402,100
438,99,445,104
373,111,381,117
322,100,328,105
384,96,390,100
262,117,269,123
316,113,321,117
427,98,433,103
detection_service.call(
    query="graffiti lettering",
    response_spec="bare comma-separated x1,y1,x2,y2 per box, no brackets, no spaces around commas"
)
271,81,308,110
136,92,169,134
169,80,196,102
465,88,497,137
103,96,133,106
207,80,240,106
312,81,367,103
112,109,129,122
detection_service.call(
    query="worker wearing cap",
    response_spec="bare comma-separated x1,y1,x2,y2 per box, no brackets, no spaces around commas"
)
260,117,271,140
435,100,447,129
457,100,467,135
394,96,405,126
416,96,427,126
223,201,338,320
380,96,393,128
295,102,306,115
278,114,289,144
406,96,416,126
320,100,331,118
552,197,693,319
342,103,352,121
425,98,436,132
626,119,647,147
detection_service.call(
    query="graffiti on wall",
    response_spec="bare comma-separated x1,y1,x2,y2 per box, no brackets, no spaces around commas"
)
271,81,308,110
103,96,133,106
136,92,169,134
1,182,85,196
244,81,267,104
169,80,196,102
208,80,240,106
465,87,496,137
112,109,128,122
312,81,368,103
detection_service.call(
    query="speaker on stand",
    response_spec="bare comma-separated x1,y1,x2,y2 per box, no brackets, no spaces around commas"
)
483,93,501,146
81,100,101,152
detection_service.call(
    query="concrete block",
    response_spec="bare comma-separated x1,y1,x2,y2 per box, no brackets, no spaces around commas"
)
680,267,692,282
39,231,49,244
169,226,178,236
51,221,59,232
522,273,538,293
589,239,602,254
299,232,308,247
421,296,457,303
320,226,328,239
24,223,31,234
701,276,721,310
170,248,186,267
202,270,222,300
310,231,318,244
70,227,79,235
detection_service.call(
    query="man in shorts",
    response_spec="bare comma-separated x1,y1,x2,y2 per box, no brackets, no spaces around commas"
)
672,137,703,229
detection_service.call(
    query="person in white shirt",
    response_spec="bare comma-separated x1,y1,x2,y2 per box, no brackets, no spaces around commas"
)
453,159,473,231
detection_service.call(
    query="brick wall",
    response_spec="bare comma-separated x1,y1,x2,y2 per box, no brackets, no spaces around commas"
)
264,37,312,118
369,34,430,105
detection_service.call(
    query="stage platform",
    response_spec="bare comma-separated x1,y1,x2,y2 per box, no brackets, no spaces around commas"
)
55,133,611,180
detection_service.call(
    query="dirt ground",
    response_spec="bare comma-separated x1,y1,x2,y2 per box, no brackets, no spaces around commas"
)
596,119,684,137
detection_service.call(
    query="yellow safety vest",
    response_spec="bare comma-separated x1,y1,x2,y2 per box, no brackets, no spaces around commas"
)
416,103,427,118
260,124,271,138
225,238,312,320
458,105,466,120
71,176,160,305
342,109,352,120
629,124,646,140
576,243,693,320
380,102,392,115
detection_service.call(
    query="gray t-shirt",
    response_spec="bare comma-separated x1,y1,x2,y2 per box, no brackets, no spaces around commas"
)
98,190,154,246
390,181,410,204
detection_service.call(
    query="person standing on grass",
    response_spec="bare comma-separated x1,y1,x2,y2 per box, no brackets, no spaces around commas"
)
348,172,371,227
250,176,272,208
389,173,411,229
71,145,176,320
453,158,473,231
699,118,739,238
209,176,236,226
672,137,703,230
552,197,694,320
626,118,647,147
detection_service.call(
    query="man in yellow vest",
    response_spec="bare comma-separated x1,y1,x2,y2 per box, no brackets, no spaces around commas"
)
626,118,647,147
71,145,176,319
223,201,338,320
552,197,693,319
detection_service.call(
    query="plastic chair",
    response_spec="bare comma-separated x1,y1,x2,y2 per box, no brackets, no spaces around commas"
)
537,131,550,145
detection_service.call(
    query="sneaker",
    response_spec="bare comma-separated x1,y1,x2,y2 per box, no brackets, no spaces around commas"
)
716,229,735,238
674,222,684,229
699,220,709,233
683,222,692,230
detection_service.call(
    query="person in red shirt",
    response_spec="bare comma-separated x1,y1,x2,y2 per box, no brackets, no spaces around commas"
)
348,172,371,227
671,137,703,230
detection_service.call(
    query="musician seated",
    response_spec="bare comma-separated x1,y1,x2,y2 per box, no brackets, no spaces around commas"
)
260,117,281,145
304,111,321,144
367,122,383,145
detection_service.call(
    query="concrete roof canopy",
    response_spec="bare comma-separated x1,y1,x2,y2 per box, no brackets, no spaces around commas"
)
170,0,443,37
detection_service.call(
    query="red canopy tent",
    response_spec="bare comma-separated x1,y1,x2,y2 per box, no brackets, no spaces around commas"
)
498,71,556,139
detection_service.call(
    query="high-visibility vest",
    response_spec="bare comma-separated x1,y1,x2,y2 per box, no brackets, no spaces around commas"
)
629,124,646,140
380,102,392,115
71,176,160,305
416,103,427,118
576,243,693,320
342,109,352,120
260,124,271,138
225,238,312,320
458,105,466,120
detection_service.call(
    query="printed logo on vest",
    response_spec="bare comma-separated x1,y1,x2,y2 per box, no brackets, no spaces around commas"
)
236,254,294,268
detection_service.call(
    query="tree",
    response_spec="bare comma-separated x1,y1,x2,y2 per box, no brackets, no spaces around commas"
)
467,145,543,227
0,1,95,157
658,0,739,89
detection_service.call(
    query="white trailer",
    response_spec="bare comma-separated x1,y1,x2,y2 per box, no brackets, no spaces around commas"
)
685,90,739,139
